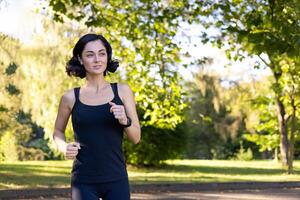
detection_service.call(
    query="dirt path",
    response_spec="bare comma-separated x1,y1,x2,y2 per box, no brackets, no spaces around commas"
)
132,188,300,200
3,182,300,199
17,188,300,200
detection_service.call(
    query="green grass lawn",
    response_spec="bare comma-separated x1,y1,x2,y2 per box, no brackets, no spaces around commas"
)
0,160,299,189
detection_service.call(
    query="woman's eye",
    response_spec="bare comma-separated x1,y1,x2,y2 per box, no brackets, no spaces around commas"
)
100,53,106,56
86,54,93,57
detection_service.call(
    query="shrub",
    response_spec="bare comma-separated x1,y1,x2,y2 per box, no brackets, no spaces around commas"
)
123,123,186,166
0,131,19,162
17,146,46,161
234,143,253,161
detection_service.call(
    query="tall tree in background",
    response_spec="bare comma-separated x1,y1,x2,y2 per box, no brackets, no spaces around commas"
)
0,35,28,161
0,34,47,161
199,0,300,172
241,77,280,159
184,73,245,159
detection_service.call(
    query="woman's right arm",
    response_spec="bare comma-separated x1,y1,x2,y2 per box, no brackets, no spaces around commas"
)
53,90,80,159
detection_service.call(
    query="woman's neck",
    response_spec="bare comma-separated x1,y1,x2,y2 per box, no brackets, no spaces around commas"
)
83,74,109,93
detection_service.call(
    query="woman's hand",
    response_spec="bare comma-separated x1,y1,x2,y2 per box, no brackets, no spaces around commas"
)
64,142,81,160
109,101,128,125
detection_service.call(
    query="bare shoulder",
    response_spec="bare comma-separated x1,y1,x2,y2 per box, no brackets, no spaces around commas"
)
61,88,76,110
118,82,132,92
117,82,133,102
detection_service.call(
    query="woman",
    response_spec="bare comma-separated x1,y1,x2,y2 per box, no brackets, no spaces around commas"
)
53,33,141,200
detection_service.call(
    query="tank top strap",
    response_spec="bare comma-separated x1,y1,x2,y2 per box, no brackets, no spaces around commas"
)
74,87,80,102
111,82,120,98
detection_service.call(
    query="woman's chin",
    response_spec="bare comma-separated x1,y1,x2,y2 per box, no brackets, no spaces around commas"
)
86,71,105,76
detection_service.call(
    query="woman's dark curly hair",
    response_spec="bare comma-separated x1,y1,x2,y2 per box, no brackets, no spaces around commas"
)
66,34,119,78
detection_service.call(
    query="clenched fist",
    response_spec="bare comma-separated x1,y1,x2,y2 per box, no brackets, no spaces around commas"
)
109,101,127,125
64,142,81,160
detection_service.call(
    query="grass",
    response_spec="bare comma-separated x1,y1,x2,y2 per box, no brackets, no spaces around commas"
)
0,160,300,189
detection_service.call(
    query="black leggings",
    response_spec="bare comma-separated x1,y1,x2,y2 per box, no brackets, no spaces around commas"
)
71,178,130,200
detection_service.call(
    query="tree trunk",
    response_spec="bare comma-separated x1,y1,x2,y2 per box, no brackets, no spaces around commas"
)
272,65,288,167
274,148,278,163
288,88,296,174
288,111,295,174
276,97,289,166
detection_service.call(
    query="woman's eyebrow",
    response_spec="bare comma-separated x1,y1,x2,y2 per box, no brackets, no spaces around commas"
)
84,49,106,53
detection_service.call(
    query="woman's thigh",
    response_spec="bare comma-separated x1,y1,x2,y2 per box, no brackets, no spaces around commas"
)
71,178,130,200
71,182,99,200
103,178,130,200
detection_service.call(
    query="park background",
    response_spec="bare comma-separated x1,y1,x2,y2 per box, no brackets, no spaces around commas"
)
0,0,299,189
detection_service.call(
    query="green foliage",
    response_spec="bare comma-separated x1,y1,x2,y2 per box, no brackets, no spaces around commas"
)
0,131,18,162
200,0,299,59
17,146,46,161
245,133,279,153
244,93,280,154
183,74,244,159
0,34,52,161
199,0,300,168
235,148,253,161
224,77,281,159
5,62,18,75
124,123,186,166
234,141,253,161
5,83,20,96
130,72,187,129
27,138,54,160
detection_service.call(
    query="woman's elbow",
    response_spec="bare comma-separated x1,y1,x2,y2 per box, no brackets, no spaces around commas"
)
132,129,141,144
133,134,141,144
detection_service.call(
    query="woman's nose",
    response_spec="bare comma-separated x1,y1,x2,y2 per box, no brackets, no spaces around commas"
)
94,55,101,62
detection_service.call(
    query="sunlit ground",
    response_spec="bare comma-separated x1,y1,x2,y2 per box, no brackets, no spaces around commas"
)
0,160,299,189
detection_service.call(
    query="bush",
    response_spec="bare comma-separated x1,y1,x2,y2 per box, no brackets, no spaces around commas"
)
0,131,19,162
27,138,57,160
234,143,253,161
17,146,46,161
124,123,186,166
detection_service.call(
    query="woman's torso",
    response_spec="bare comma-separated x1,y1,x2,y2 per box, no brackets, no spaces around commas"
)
71,82,127,183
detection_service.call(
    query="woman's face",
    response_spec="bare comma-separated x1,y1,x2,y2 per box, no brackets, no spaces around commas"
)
79,40,108,75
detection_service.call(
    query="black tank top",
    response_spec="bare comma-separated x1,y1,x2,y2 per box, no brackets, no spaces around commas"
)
71,82,127,183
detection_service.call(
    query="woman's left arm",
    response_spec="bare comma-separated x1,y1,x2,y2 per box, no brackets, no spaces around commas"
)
116,83,141,144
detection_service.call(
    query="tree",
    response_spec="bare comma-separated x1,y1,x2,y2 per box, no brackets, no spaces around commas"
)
0,34,46,161
244,83,280,159
184,72,245,159
198,0,300,172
